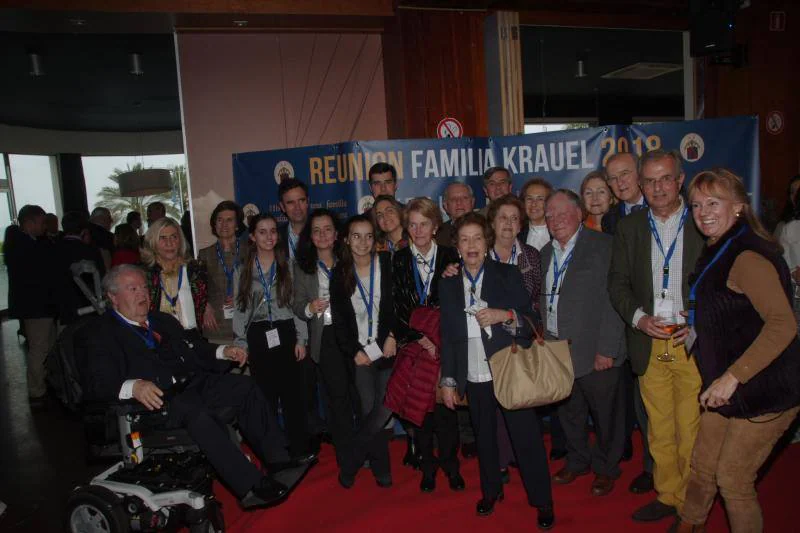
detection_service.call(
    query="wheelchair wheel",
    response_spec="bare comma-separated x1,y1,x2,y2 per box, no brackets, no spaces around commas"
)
66,486,130,533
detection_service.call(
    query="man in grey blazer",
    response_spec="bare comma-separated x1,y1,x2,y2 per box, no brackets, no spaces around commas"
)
539,190,627,497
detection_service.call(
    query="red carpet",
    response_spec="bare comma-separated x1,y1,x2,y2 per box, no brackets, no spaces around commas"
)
214,433,797,532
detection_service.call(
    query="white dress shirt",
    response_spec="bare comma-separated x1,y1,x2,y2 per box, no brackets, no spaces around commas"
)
545,228,581,337
410,241,437,302
351,258,382,345
462,270,492,383
158,264,197,330
632,198,688,328
525,224,551,251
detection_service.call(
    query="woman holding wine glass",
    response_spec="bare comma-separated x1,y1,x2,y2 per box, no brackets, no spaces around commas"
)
669,169,800,533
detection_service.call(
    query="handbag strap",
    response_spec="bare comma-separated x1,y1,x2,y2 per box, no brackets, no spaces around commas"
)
509,312,543,354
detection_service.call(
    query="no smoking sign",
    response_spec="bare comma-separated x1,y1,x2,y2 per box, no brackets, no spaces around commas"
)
437,117,463,139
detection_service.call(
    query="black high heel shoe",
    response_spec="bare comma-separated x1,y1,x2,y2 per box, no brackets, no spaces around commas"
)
402,435,422,470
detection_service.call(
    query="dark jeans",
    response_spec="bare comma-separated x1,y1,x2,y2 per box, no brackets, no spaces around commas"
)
318,326,357,467
169,373,289,497
248,319,311,457
467,380,552,507
622,360,654,472
417,403,460,476
342,364,393,478
558,367,625,478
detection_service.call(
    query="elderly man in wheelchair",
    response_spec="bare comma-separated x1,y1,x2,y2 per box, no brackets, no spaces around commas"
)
64,264,315,532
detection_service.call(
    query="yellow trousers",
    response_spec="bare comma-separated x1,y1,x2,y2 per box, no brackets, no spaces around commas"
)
639,340,702,509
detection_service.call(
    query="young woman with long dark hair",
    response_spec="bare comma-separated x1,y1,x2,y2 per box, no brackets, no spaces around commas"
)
233,213,312,460
330,215,397,488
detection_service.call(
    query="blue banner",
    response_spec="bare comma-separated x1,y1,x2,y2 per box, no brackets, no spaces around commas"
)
233,116,759,221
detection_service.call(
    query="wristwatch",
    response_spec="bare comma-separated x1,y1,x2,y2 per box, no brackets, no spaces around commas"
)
503,309,515,326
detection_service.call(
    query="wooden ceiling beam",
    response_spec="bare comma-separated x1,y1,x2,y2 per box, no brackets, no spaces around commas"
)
2,0,395,17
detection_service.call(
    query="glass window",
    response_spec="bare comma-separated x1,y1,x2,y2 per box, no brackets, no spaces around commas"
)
82,154,187,228
8,154,59,215
524,123,591,134
0,190,13,310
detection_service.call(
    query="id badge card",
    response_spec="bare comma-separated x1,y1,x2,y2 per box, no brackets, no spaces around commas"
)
223,305,234,320
467,314,482,338
265,328,281,349
685,327,698,353
364,341,383,361
323,307,332,326
653,298,675,317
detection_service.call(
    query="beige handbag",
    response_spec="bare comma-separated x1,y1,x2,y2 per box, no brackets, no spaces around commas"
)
489,317,574,410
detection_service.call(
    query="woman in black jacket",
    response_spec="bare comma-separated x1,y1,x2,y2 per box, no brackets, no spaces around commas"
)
392,198,464,493
439,212,554,530
331,215,397,489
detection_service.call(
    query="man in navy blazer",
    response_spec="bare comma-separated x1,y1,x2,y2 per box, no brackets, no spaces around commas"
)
539,190,627,497
80,264,296,509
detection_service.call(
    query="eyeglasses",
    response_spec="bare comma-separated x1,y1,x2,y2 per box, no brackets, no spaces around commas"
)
641,175,679,189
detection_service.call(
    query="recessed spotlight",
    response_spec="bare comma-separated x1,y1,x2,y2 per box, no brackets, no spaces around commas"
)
233,20,248,27
69,18,87,27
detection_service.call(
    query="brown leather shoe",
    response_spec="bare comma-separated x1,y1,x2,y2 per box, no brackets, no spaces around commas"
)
552,466,590,485
590,474,615,496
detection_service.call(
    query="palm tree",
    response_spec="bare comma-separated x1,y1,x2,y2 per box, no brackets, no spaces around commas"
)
94,163,187,225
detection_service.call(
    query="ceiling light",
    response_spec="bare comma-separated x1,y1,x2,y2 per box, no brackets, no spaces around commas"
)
29,52,44,77
233,20,248,27
117,169,172,197
69,18,87,27
575,59,587,79
129,53,143,76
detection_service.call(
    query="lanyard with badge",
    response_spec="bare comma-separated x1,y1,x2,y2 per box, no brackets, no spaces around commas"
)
463,261,485,338
412,249,436,305
648,207,688,317
256,257,280,348
356,255,382,360
685,225,746,351
549,248,575,314
492,243,517,264
288,231,298,259
113,311,157,349
318,260,334,324
216,239,240,319
159,266,183,317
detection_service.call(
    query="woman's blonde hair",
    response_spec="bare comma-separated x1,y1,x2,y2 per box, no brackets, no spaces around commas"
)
687,168,774,245
141,217,188,267
404,197,443,229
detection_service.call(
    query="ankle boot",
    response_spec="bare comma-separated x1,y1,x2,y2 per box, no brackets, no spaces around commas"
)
402,435,421,469
667,517,705,533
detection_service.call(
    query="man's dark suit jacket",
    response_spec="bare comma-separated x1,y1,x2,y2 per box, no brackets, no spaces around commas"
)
80,310,228,402
329,251,396,370
602,199,650,235
608,208,704,375
4,231,57,320
439,260,534,396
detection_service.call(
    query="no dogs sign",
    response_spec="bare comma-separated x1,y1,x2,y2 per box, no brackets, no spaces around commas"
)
437,117,463,139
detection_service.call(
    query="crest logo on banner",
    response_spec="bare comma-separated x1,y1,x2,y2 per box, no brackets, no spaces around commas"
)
358,195,375,214
274,160,295,184
680,133,705,162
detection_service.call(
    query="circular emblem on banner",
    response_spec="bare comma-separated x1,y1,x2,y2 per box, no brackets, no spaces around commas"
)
358,195,375,214
437,117,463,139
680,133,705,163
766,111,784,135
242,203,260,220
274,161,295,184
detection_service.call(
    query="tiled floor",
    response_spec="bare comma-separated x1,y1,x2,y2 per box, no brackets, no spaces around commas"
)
0,319,102,532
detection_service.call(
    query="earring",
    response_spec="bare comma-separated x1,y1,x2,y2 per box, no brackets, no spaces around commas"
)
735,211,741,218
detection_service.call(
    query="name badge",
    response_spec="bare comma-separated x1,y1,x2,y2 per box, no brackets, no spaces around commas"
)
653,298,675,317
266,328,281,349
223,305,234,320
686,327,698,354
323,307,332,326
364,341,383,361
467,314,482,338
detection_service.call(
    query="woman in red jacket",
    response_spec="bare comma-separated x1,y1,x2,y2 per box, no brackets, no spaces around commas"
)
391,197,465,493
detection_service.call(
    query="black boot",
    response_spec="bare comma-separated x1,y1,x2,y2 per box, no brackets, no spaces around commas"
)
402,434,422,470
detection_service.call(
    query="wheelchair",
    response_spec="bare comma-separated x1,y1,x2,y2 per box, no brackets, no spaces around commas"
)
48,266,227,533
